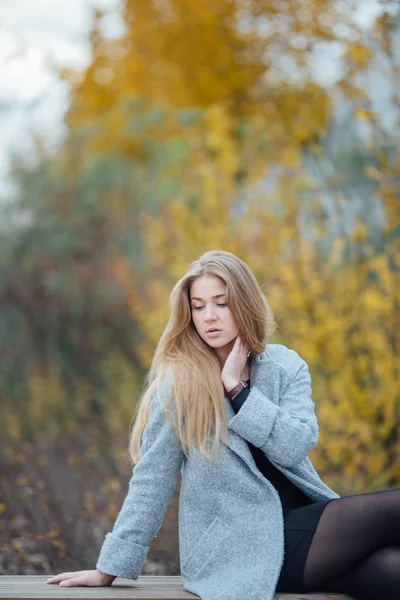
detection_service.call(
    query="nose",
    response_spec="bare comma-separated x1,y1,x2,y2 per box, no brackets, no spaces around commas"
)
204,305,217,321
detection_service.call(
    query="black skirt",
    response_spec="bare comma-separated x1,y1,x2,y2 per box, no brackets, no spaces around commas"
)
275,499,335,593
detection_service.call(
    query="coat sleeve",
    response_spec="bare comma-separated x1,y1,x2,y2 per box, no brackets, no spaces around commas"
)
230,387,251,413
96,381,185,579
228,357,318,469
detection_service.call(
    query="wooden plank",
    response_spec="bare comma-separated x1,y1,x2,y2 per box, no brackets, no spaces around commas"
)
1,576,195,600
0,576,354,600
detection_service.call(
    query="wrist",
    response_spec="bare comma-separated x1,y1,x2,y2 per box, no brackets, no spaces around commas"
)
222,377,240,392
225,380,249,401
98,570,116,584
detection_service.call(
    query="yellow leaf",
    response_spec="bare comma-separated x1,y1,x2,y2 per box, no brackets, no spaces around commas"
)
355,107,375,122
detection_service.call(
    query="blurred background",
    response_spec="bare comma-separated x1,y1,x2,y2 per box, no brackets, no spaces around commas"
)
0,0,399,579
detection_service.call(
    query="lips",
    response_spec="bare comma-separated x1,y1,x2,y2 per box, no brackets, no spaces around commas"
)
207,328,220,333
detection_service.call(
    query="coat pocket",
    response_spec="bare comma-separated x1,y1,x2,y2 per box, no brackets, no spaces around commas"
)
180,515,228,579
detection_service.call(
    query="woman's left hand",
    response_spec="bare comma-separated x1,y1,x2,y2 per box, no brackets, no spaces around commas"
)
221,335,249,391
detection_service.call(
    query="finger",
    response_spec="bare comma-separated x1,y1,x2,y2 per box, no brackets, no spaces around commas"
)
46,573,69,584
238,336,247,352
59,578,85,587
232,337,240,351
238,336,248,352
46,573,80,584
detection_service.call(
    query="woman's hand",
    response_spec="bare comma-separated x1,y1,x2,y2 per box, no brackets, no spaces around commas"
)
221,335,249,391
46,569,116,587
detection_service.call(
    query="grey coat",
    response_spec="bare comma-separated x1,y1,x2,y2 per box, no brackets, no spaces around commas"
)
96,343,340,600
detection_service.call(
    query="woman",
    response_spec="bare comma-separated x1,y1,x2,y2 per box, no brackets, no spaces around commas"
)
47,250,400,600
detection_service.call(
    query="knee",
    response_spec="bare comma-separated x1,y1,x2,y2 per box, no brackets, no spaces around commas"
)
371,547,400,577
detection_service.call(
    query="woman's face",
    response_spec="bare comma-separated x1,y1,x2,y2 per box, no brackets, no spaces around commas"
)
189,274,239,351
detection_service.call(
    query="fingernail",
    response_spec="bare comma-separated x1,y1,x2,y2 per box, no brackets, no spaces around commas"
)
59,582,67,587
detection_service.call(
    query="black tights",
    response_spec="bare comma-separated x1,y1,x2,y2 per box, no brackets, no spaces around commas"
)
302,488,400,599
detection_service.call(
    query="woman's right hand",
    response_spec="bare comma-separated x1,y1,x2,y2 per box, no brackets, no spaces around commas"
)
221,335,249,391
46,569,116,587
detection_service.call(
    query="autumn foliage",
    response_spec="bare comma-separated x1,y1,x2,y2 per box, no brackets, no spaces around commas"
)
0,0,399,576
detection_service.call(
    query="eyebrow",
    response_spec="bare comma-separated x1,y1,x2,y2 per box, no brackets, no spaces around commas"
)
190,294,226,302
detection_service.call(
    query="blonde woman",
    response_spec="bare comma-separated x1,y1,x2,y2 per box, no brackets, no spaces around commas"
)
47,250,400,600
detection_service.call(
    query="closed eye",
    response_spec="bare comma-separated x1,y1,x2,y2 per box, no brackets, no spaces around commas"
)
193,303,227,311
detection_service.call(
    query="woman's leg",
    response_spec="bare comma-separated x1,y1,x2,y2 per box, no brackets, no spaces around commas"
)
324,546,400,600
302,488,400,599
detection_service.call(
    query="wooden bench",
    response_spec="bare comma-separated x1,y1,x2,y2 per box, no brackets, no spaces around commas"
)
1,576,354,599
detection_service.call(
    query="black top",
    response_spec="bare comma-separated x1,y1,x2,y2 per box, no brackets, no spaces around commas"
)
230,379,312,511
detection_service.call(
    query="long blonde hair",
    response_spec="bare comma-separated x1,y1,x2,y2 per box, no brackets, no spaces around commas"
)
129,250,277,464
